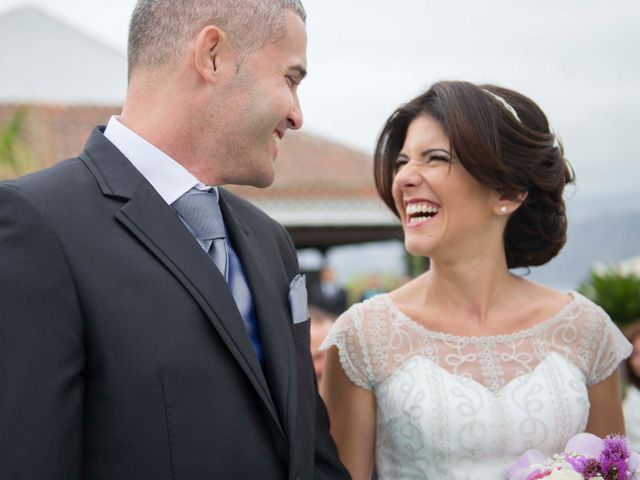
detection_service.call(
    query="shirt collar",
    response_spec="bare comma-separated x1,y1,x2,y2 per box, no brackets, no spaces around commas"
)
103,116,218,205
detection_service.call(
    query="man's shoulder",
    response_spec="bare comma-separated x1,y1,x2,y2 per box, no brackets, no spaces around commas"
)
1,157,89,196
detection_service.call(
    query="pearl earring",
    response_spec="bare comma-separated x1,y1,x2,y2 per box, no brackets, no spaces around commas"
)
500,206,508,214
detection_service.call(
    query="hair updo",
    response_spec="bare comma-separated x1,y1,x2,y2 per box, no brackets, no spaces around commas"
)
374,80,575,269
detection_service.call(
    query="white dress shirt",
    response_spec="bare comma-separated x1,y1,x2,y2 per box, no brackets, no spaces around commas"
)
104,116,214,204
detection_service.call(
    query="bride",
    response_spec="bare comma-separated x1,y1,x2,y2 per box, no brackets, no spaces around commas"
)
320,81,632,479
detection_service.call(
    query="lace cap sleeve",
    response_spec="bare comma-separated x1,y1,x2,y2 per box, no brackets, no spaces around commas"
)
320,296,390,391
579,297,633,386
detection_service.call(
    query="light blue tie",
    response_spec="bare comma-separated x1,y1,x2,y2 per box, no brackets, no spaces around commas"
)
172,188,227,277
172,188,264,364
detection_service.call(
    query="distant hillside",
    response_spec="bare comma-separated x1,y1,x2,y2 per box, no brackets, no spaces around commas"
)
528,211,640,289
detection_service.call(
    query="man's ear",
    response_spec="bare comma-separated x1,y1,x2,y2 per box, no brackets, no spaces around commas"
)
493,191,528,216
194,26,233,84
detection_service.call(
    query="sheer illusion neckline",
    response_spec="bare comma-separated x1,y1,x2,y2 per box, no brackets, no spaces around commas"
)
380,290,581,344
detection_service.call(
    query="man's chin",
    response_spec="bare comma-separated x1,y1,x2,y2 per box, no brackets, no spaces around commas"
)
255,164,276,188
231,170,275,189
251,178,274,188
248,169,275,188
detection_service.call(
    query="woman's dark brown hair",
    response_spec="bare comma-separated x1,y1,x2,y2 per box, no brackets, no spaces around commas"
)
374,80,575,269
624,321,640,390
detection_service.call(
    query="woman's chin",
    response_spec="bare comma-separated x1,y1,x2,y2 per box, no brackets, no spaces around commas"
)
404,239,433,258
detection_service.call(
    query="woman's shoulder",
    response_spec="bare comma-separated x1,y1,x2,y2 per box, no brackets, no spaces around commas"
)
555,290,615,330
333,293,398,329
541,290,632,385
321,293,411,390
515,281,609,332
530,289,613,348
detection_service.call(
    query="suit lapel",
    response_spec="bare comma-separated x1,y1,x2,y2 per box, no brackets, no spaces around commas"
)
79,128,284,438
219,190,296,438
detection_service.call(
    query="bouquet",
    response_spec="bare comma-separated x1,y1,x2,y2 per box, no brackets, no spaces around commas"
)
508,433,640,480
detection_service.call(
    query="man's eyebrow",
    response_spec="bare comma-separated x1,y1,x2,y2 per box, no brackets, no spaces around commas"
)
288,65,307,80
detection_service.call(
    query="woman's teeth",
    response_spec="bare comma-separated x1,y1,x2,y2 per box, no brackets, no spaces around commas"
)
406,203,439,224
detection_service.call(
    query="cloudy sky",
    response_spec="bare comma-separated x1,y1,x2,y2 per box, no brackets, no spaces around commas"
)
1,0,639,200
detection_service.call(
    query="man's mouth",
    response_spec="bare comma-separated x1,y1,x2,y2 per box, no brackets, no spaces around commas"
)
273,129,284,145
405,202,440,225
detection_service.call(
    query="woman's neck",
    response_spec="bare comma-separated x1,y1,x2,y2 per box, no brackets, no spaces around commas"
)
417,250,520,326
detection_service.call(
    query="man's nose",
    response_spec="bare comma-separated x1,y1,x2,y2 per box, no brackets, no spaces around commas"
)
287,96,303,130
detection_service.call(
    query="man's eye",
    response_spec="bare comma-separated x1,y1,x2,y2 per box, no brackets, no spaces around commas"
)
286,76,299,87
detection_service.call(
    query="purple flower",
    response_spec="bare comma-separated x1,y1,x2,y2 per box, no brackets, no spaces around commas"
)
601,460,626,480
507,449,547,480
563,454,602,480
509,434,638,480
603,435,630,461
563,454,583,472
580,457,602,479
600,435,630,480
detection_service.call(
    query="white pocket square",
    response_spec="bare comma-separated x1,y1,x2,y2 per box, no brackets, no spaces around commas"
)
288,274,309,325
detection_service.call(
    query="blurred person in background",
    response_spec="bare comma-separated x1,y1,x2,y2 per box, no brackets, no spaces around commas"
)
309,266,348,316
309,306,337,385
624,320,640,452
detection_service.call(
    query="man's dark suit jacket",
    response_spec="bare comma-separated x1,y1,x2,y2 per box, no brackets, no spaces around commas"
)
0,128,349,480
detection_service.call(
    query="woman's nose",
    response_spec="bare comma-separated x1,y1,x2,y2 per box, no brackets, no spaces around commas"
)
394,163,423,190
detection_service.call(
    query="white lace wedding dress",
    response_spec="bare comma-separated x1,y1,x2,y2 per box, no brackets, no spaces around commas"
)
322,291,631,479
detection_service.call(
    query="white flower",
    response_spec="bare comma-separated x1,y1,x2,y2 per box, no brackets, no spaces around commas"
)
545,468,583,480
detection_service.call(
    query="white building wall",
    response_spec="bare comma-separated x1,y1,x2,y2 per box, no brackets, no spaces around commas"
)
0,7,126,104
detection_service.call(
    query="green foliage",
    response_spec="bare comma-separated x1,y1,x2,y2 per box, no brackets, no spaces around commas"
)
0,106,33,178
407,254,429,277
0,107,27,168
578,268,640,327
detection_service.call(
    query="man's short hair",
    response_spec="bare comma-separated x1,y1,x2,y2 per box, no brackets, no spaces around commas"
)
128,0,306,77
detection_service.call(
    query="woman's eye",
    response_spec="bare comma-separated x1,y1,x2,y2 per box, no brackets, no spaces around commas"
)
394,159,408,170
428,155,450,163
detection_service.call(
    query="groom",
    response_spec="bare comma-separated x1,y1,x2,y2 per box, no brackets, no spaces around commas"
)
0,1,349,479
